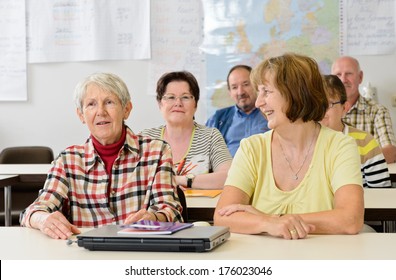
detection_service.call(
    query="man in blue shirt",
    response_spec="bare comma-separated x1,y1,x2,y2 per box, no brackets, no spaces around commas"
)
206,65,269,156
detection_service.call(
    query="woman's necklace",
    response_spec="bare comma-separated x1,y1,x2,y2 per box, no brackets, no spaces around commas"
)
278,125,317,180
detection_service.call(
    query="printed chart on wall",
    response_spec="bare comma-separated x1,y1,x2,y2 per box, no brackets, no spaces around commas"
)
26,0,150,63
340,0,396,55
1,0,150,101
149,0,205,99
201,0,339,118
0,0,27,101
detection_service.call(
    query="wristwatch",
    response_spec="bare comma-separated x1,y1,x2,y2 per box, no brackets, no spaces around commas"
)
186,174,195,188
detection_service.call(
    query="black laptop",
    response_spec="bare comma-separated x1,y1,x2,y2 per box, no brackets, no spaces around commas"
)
77,224,230,252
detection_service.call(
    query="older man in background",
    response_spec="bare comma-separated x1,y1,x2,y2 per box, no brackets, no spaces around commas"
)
332,56,396,163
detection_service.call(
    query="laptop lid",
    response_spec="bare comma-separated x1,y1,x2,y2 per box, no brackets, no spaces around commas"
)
77,224,230,252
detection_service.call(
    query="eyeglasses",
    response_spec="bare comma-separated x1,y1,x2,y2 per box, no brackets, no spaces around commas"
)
162,95,195,104
328,101,342,109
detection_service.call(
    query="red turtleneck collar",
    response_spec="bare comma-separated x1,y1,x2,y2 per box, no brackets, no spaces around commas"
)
91,126,127,176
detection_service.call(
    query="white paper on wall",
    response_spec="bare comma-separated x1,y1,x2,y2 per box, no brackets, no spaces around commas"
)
340,0,396,55
26,0,151,63
0,0,27,101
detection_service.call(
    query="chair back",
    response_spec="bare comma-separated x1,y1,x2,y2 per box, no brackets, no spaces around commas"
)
0,146,54,226
0,146,54,164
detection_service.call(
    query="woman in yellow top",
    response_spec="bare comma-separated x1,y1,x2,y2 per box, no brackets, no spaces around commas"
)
214,53,364,239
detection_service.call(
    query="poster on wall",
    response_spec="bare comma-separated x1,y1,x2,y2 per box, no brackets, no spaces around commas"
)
149,0,206,117
26,0,151,63
0,0,27,101
340,0,396,55
149,0,205,92
200,0,339,119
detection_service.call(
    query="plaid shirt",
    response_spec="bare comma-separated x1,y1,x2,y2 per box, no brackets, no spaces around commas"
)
20,127,182,227
343,95,396,147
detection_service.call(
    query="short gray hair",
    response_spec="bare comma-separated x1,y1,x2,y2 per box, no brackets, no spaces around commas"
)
74,72,131,111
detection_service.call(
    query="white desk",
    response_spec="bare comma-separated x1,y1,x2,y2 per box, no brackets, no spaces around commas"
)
387,163,396,182
0,227,395,260
0,164,52,175
364,188,396,209
186,195,218,208
387,162,396,173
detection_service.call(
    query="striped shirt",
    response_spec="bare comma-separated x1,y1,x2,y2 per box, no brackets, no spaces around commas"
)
20,127,182,227
139,122,232,175
345,125,392,188
342,95,396,147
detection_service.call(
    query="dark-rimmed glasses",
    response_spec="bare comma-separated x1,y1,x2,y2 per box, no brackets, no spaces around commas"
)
328,101,342,109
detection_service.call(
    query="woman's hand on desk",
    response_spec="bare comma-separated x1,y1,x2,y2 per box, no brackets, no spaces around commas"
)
124,209,166,224
217,204,315,240
265,214,315,240
31,211,80,240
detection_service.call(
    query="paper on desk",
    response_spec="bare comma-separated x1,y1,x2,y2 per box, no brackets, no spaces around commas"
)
183,189,222,198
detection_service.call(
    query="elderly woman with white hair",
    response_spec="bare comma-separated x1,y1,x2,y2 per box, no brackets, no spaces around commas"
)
20,73,182,239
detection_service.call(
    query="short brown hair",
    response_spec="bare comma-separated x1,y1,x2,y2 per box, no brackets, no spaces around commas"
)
156,71,200,105
250,53,328,122
323,74,347,105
